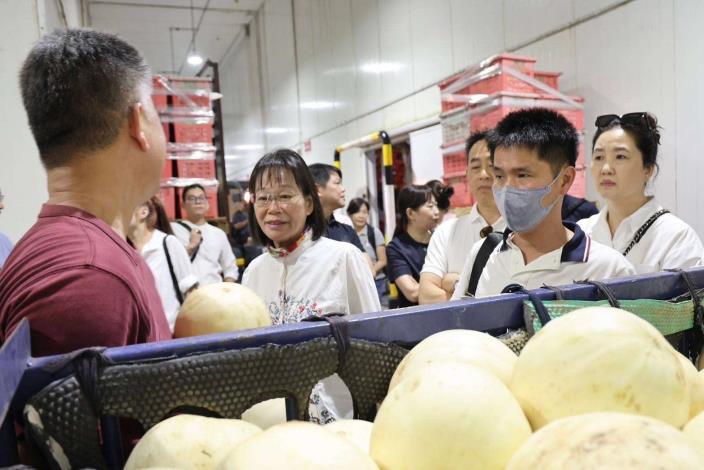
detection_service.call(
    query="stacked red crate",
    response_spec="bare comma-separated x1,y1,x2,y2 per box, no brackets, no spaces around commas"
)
438,54,587,206
152,75,218,220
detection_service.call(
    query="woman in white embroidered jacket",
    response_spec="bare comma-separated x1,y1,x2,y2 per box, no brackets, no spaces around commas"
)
242,149,380,423
578,112,704,273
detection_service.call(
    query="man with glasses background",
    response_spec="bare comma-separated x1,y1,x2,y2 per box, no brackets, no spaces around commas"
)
0,187,13,269
171,183,237,285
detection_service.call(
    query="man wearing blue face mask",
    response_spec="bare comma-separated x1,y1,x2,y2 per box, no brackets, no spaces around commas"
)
452,108,635,298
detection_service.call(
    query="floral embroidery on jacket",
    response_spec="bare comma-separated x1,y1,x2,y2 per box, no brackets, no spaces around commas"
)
269,291,325,325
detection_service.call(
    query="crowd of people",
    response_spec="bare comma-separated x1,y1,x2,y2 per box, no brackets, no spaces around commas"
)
3,26,704,465
1,29,704,367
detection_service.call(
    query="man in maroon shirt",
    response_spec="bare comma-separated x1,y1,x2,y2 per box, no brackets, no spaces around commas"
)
0,29,171,357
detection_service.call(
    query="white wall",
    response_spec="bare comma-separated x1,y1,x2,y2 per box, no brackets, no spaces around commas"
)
221,0,704,235
0,0,45,243
0,0,85,242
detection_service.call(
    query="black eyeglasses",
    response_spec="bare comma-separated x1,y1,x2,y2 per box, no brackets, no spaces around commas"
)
595,112,653,131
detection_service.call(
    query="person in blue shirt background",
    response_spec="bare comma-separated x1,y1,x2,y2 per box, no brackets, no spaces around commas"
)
0,187,13,269
387,185,440,308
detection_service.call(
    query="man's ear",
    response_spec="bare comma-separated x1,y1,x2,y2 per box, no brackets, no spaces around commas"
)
128,102,150,151
559,166,576,195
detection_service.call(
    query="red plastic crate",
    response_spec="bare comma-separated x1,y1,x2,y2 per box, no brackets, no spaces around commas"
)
440,107,471,145
174,122,213,143
442,149,467,178
159,186,176,220
445,176,474,208
152,94,168,112
173,94,211,109
469,94,585,133
534,71,561,90
160,160,173,181
440,54,539,113
176,160,216,179
489,54,536,75
177,185,218,219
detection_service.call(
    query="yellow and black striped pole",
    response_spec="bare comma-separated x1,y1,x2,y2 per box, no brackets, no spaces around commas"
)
333,130,397,305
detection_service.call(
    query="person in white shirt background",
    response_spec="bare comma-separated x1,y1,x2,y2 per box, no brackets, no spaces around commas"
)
578,112,704,274
453,108,635,299
171,184,238,285
242,149,379,423
128,196,198,332
419,131,505,304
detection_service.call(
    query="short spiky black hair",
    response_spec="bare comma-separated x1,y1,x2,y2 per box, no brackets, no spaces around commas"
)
20,29,151,169
487,108,578,175
466,130,490,160
308,163,342,187
182,183,206,201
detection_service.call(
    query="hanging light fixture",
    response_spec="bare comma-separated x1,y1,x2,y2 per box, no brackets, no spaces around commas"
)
187,0,203,66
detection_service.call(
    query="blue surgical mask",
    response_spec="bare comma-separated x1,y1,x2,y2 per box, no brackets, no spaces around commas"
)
493,171,563,233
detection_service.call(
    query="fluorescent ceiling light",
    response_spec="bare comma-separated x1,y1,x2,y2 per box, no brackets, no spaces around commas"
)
264,127,291,134
300,101,336,110
360,62,403,74
187,54,204,66
225,154,243,161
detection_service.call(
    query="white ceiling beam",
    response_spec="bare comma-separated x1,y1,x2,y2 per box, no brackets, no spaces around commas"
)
88,1,257,14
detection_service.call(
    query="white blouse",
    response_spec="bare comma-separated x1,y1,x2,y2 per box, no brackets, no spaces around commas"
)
578,198,704,274
242,232,381,423
140,230,198,332
242,234,381,324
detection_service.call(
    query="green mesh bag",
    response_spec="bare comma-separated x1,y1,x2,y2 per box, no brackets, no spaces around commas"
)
524,299,695,337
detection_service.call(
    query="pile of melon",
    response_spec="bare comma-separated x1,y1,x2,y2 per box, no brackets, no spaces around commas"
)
126,307,704,469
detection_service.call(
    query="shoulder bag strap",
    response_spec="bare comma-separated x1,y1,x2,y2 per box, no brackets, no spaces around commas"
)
175,220,202,261
367,225,377,256
464,231,503,297
163,235,184,304
622,209,670,256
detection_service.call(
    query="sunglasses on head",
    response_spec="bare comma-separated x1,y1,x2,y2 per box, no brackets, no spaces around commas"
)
594,112,653,130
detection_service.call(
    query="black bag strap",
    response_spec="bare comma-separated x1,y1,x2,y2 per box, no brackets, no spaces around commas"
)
302,313,349,369
502,283,552,326
163,235,185,305
575,279,621,308
73,348,113,418
72,349,124,468
667,269,704,361
668,269,704,335
367,225,377,253
175,220,202,261
541,284,566,301
622,209,669,256
464,232,503,297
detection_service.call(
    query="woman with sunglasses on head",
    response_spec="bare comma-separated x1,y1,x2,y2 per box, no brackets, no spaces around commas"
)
242,149,379,423
578,112,704,273
387,185,440,308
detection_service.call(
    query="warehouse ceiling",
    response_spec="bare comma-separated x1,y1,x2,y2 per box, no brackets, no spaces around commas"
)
85,0,263,74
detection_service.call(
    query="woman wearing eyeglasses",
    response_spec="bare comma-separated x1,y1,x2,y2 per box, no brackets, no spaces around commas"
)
242,149,379,423
578,112,704,273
